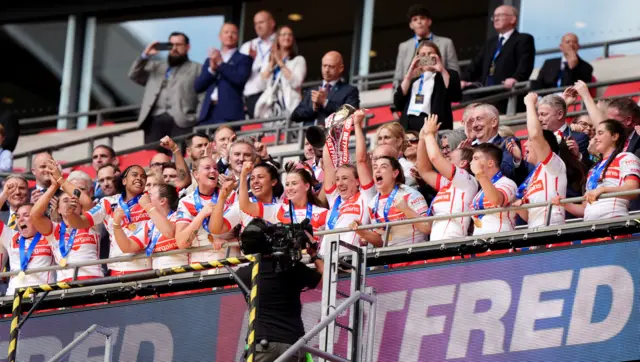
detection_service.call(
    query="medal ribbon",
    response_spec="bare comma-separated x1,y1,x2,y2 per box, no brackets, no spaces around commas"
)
586,158,608,191
289,201,313,223
194,188,218,233
473,172,503,220
146,211,175,256
19,233,43,272
516,164,540,200
272,57,288,81
58,221,78,259
372,184,399,222
118,194,142,224
327,196,342,230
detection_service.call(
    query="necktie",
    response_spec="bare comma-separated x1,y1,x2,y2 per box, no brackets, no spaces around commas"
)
7,213,16,230
324,83,332,93
495,36,505,58
557,61,568,87
486,36,505,86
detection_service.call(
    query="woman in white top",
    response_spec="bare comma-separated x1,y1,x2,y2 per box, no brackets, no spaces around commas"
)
375,122,417,187
254,25,307,120
416,114,478,241
554,119,640,220
112,184,187,269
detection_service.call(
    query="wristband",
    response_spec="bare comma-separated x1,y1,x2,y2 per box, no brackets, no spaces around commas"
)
172,148,180,154
112,224,122,229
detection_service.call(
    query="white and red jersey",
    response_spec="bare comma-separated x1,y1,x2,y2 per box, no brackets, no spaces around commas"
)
321,181,376,255
367,185,429,246
85,195,150,272
584,152,640,221
522,152,567,227
42,221,103,281
0,223,54,295
253,202,329,243
430,166,479,241
177,189,239,263
471,175,517,236
130,211,188,269
222,195,282,231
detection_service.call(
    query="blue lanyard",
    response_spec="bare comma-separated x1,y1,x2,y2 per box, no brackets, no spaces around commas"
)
165,67,172,80
372,184,399,222
414,34,433,48
146,211,174,256
327,196,342,230
473,172,503,219
289,201,313,223
587,158,608,191
194,188,218,233
417,73,425,95
118,194,142,224
272,57,288,81
516,164,539,199
58,221,78,259
257,40,270,62
19,233,43,272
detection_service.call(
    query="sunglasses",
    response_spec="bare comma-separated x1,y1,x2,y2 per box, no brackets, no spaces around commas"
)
407,138,419,145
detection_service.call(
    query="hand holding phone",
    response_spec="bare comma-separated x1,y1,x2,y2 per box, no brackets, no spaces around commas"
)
154,42,174,51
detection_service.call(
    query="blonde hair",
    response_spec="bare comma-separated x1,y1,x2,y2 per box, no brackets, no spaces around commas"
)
376,122,407,150
498,125,515,139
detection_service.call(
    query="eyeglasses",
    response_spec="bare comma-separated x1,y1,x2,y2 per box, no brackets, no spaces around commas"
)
407,138,419,145
490,13,513,21
150,162,171,169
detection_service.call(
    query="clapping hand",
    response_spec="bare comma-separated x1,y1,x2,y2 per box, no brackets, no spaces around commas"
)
506,139,522,162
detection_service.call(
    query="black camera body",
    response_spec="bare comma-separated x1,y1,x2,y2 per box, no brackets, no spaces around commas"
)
240,217,315,273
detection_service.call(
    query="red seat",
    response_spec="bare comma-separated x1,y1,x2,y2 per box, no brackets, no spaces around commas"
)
367,106,394,127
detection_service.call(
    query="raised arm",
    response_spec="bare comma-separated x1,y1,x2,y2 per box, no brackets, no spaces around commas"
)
424,115,456,181
47,160,93,211
160,136,192,190
64,195,92,230
322,143,336,192
353,109,373,187
238,161,260,217
29,182,57,236
524,92,551,162
112,208,143,253
210,180,237,235
416,117,441,188
573,80,604,127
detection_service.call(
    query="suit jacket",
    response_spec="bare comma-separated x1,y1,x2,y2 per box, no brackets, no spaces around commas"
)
393,69,462,131
194,53,252,125
463,30,535,85
394,34,461,82
290,81,360,125
128,57,202,128
485,134,519,181
626,130,640,157
562,126,591,168
0,109,19,152
534,56,593,89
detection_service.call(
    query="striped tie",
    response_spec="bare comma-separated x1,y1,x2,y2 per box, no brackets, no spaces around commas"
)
7,213,16,229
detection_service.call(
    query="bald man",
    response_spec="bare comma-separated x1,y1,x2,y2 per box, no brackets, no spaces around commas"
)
195,22,251,125
240,10,277,118
535,32,593,89
291,51,360,125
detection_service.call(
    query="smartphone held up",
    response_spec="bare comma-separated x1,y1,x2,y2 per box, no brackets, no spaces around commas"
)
154,42,174,51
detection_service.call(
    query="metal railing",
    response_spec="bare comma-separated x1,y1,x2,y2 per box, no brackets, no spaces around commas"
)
47,324,113,362
2,188,638,280
19,105,139,127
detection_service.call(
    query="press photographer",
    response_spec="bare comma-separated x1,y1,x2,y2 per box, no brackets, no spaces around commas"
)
236,217,324,362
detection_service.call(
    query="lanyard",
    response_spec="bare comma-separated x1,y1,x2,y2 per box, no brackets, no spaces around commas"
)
516,164,540,200
58,221,78,259
250,195,276,204
194,188,218,233
289,201,313,223
417,73,425,95
257,39,270,62
372,184,399,222
473,172,503,219
118,194,142,224
587,158,608,191
146,211,175,256
165,67,172,80
327,196,342,230
19,233,43,272
272,57,288,81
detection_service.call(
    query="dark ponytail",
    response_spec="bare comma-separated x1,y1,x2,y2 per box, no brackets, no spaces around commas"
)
598,120,628,184
254,162,284,199
542,130,585,193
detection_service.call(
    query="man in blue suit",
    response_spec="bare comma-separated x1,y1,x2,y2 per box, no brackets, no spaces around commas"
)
291,51,360,126
195,23,252,126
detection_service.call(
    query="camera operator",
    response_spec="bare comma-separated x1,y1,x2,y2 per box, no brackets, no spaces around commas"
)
236,218,324,362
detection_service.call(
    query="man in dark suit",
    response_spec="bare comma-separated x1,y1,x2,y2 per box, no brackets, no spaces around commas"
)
461,5,535,113
291,51,360,126
605,97,640,156
534,33,593,89
538,94,590,165
195,23,252,126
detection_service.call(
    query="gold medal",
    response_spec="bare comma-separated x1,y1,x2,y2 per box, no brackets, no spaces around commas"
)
128,224,138,232
60,258,67,267
17,271,26,281
208,234,214,243
473,217,483,228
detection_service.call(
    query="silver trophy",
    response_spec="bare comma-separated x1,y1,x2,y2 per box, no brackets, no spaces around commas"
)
306,104,357,167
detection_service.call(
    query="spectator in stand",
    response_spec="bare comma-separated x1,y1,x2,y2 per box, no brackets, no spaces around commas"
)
534,33,593,90
291,51,360,126
240,10,277,118
0,203,54,295
92,145,118,199
186,132,212,168
162,163,178,186
468,104,522,181
461,5,535,113
149,153,172,175
212,126,237,175
439,130,467,160
469,143,518,236
394,40,461,131
0,176,28,228
129,32,201,144
255,25,307,122
30,152,55,204
303,139,323,182
404,131,420,168
394,5,460,84
0,125,12,174
195,23,252,126
96,164,119,198
153,136,191,191
571,114,595,138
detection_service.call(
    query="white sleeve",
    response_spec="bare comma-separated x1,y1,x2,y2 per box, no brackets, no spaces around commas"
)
360,182,377,204
407,189,429,216
541,152,566,177
85,199,108,227
239,41,251,55
325,185,338,208
620,153,640,180
496,179,518,206
259,203,281,224
222,204,242,230
176,201,194,225
450,167,478,193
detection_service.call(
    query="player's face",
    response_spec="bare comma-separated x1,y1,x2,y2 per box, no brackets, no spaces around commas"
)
58,194,81,217
373,159,398,191
251,166,276,198
16,205,36,238
123,166,147,195
594,123,618,154
285,173,310,204
148,186,165,209
195,158,218,190
163,168,178,186
335,167,359,199
145,175,162,193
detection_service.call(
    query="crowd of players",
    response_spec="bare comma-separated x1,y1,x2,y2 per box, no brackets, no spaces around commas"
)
1,75,640,297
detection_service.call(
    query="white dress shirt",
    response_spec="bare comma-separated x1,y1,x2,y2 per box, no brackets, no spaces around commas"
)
499,29,515,44
240,33,277,97
407,71,436,116
209,48,237,102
